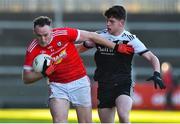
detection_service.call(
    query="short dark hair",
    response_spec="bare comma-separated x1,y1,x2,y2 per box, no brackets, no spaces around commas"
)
33,16,52,28
104,5,126,20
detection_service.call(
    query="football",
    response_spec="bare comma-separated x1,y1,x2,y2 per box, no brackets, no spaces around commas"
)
32,54,52,72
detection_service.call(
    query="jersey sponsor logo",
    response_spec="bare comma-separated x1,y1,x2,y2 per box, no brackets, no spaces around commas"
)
97,45,114,55
97,40,121,55
97,46,114,52
52,49,67,64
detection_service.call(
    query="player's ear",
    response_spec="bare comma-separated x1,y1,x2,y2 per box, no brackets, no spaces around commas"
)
119,19,125,27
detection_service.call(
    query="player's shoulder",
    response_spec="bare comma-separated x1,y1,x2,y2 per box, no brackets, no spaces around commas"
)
53,27,78,31
52,27,68,36
121,30,137,41
26,39,39,53
52,27,77,36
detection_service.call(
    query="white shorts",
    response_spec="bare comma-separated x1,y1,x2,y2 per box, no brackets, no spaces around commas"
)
48,76,91,107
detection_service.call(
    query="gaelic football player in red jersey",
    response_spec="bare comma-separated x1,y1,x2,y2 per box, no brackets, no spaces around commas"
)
22,16,134,123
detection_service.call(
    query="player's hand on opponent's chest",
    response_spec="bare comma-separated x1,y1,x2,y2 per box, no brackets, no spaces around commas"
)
41,59,56,77
114,43,134,55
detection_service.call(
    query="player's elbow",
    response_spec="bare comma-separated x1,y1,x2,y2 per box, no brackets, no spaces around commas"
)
22,71,35,85
22,75,33,85
23,80,30,85
75,43,89,53
149,52,159,63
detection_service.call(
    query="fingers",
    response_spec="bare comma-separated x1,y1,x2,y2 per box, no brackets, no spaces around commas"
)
41,59,48,77
127,48,134,54
146,75,166,90
162,85,166,89
159,82,166,89
154,82,157,89
124,51,131,55
123,47,134,54
42,59,48,71
45,64,55,76
44,59,47,65
126,46,134,54
156,80,166,89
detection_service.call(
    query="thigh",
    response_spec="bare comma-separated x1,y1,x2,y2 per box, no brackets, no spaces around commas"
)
69,76,92,107
97,83,115,108
115,83,133,114
75,106,92,123
49,98,70,123
48,83,69,100
98,107,116,123
115,95,133,115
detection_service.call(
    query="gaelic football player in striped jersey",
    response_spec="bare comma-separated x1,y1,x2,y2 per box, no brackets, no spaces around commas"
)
76,5,166,123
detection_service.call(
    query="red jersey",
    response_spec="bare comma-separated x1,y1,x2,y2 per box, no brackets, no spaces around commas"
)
23,27,87,83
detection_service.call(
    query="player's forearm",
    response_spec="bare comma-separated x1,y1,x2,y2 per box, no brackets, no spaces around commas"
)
79,30,115,49
142,51,160,72
89,32,115,49
22,70,43,84
75,43,89,53
150,55,160,72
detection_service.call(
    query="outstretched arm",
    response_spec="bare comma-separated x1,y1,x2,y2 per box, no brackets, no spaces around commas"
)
75,40,95,53
142,51,166,89
141,51,160,72
75,43,90,53
78,30,134,54
78,30,115,49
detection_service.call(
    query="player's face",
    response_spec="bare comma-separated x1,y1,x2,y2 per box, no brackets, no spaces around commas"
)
34,25,52,47
106,17,124,36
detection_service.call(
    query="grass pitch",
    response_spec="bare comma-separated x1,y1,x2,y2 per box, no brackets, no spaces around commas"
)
0,109,180,123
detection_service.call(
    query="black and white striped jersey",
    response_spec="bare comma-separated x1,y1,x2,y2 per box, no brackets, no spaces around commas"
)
86,29,149,83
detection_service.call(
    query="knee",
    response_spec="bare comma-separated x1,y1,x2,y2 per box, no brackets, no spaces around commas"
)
118,111,130,123
53,118,67,123
52,115,68,123
77,113,92,123
78,118,92,123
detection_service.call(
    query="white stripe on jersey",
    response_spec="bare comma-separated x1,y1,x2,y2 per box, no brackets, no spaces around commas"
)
98,29,148,54
27,39,38,53
122,30,147,54
75,30,80,41
23,65,33,71
52,30,68,37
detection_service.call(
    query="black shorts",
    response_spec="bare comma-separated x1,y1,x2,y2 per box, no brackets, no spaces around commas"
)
97,81,134,108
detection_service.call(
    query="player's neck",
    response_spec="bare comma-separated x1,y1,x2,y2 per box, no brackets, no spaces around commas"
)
46,34,53,45
112,29,124,36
